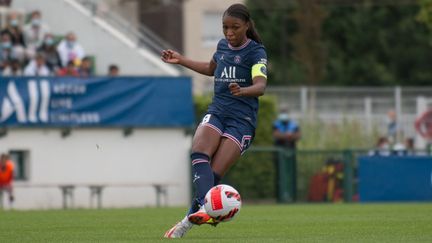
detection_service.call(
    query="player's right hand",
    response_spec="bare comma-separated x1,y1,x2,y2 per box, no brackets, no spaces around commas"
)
161,49,182,64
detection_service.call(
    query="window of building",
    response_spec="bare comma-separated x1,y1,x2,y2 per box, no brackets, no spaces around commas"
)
9,150,29,181
202,11,224,47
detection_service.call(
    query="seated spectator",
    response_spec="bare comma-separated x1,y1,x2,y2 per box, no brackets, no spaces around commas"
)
0,0,12,7
57,32,85,68
368,136,391,156
2,11,26,47
37,33,61,72
78,56,94,77
23,53,51,76
56,60,79,77
108,64,119,76
0,33,18,71
1,11,27,64
2,59,22,76
23,10,50,57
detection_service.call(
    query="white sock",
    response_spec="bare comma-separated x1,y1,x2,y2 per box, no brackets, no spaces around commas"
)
181,216,193,226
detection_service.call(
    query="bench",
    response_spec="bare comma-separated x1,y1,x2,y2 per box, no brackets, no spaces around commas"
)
11,183,176,209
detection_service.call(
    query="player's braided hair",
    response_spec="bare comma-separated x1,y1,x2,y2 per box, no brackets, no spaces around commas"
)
224,3,263,44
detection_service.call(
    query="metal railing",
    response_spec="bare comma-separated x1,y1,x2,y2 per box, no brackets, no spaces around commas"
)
223,146,431,203
74,0,177,55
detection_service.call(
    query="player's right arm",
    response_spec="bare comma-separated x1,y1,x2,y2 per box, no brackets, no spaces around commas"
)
161,49,216,76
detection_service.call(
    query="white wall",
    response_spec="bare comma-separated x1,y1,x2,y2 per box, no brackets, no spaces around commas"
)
0,128,192,209
12,0,179,76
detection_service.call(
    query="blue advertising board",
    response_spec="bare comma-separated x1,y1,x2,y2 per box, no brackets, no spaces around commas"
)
358,156,432,202
0,77,194,127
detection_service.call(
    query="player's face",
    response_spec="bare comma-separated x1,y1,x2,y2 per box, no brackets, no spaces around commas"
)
222,15,249,47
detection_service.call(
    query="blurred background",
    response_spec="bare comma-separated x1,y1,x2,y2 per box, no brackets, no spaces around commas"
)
0,0,432,210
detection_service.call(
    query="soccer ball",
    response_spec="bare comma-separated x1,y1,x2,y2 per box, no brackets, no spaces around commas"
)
204,184,242,222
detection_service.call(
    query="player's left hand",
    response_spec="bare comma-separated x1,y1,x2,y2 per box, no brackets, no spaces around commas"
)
229,83,242,96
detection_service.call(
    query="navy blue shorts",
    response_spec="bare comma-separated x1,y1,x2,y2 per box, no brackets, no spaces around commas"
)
199,113,255,154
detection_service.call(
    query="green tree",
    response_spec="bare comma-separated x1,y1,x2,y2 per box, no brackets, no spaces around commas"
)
323,4,432,86
247,0,432,86
246,0,301,85
418,0,432,30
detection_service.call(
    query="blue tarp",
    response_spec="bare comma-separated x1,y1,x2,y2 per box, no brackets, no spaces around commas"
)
358,156,432,202
0,77,194,127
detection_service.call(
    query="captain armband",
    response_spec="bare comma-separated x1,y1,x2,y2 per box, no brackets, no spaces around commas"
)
251,63,267,79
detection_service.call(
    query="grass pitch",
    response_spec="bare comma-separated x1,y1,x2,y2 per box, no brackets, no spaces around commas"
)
0,203,431,242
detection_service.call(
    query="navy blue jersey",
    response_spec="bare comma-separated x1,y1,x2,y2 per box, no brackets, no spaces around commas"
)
207,38,267,128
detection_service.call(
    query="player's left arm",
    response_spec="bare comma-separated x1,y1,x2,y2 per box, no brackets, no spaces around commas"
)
229,63,267,97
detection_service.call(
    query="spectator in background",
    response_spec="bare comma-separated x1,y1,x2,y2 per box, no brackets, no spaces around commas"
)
1,11,27,64
37,33,61,73
0,33,17,71
1,11,26,47
273,108,301,150
386,109,403,144
0,153,15,209
56,60,79,77
108,64,119,76
0,0,12,7
272,108,301,201
57,32,85,68
23,52,51,76
369,136,391,156
23,10,50,57
404,137,415,155
2,59,22,76
78,56,93,77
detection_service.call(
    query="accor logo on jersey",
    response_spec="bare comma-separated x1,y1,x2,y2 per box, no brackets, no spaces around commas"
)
221,66,236,79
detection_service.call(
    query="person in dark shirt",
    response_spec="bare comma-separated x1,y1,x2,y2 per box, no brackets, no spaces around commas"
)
161,3,267,238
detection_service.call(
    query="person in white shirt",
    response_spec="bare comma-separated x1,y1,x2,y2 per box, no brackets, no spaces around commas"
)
23,53,51,76
23,10,50,57
57,32,85,67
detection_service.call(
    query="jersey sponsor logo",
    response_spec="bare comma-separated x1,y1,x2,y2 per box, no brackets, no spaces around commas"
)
234,55,241,64
221,66,236,79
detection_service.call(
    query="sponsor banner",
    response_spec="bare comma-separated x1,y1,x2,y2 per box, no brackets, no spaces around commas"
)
0,77,194,127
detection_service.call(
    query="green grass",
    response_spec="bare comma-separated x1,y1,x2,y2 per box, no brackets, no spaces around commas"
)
1,203,432,242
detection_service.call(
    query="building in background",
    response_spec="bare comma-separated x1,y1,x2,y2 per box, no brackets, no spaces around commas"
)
106,0,242,94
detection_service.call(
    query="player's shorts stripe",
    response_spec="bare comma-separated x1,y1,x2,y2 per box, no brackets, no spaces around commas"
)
222,133,242,152
211,186,224,210
192,159,209,165
200,123,223,135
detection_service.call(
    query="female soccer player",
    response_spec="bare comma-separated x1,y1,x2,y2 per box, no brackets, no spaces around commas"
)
162,3,267,238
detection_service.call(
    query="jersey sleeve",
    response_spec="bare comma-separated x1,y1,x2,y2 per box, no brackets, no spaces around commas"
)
212,39,224,63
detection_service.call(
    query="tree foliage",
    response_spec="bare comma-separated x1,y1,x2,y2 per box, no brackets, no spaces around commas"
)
247,0,432,86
